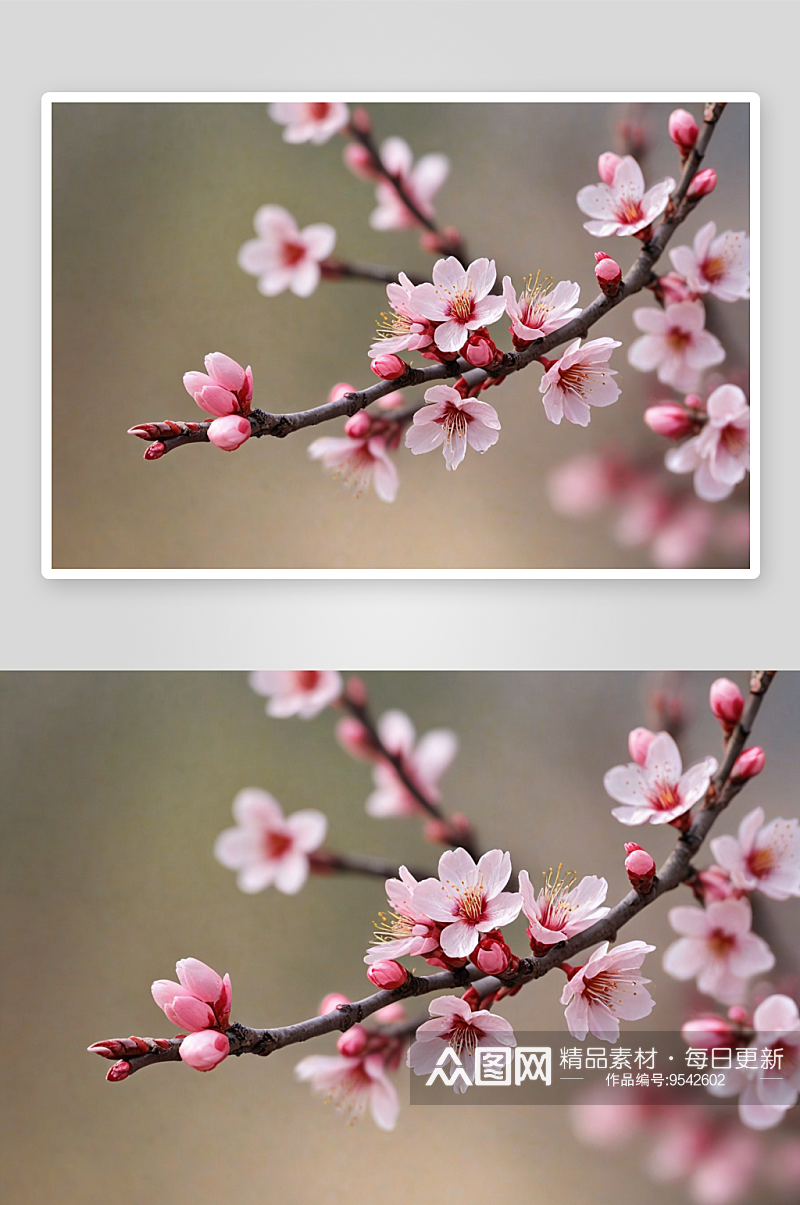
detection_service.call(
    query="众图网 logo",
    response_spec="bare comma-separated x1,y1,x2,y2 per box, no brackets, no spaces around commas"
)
425,1047,552,1089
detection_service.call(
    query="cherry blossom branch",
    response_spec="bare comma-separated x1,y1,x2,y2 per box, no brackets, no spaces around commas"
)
320,259,426,287
91,670,774,1083
340,690,481,861
130,102,728,459
309,851,433,882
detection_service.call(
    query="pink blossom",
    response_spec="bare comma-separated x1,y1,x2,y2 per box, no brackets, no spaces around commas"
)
689,1130,760,1205
412,848,522,960
369,353,406,380
519,867,609,949
179,1029,230,1072
308,433,399,502
650,498,716,569
152,957,232,1032
710,808,800,901
628,300,725,391
604,730,717,826
644,403,697,440
214,788,327,894
738,994,800,1130
405,384,500,471
208,415,251,451
406,995,516,1091
268,101,349,145
668,108,700,153
410,257,507,354
560,940,656,1041
709,677,745,729
249,670,343,718
669,222,750,302
502,273,581,343
366,960,408,990
365,710,458,818
577,156,675,237
546,452,620,516
539,337,622,426
663,897,775,1004
364,866,441,965
183,352,253,418
665,384,750,502
238,205,336,297
295,1053,399,1130
369,137,449,232
369,272,434,359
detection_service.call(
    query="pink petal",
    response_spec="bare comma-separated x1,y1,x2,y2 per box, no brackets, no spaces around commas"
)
434,321,469,354
204,352,245,393
285,809,327,852
273,852,309,894
439,919,479,958
377,709,416,756
232,788,284,831
214,827,259,869
466,258,496,299
300,222,337,260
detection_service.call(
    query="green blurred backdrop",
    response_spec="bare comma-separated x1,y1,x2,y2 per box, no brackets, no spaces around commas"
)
50,101,750,569
2,671,795,1203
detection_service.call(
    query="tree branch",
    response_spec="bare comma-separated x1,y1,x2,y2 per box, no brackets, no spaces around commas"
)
90,670,774,1082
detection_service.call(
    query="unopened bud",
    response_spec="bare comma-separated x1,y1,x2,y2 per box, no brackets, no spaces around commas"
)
336,1024,369,1056
727,1005,750,1025
328,381,356,405
684,393,704,409
597,152,622,185
731,747,765,782
344,411,372,439
709,678,745,731
681,1015,737,1051
668,109,699,154
343,143,380,181
644,403,696,440
366,960,409,990
462,331,497,368
320,993,350,1014
128,424,159,440
144,441,166,460
624,842,643,856
695,865,736,903
344,675,368,707
594,255,622,297
628,727,656,766
625,847,656,894
335,717,377,761
688,168,717,198
473,939,511,976
351,108,371,136
106,1060,131,1082
370,354,407,381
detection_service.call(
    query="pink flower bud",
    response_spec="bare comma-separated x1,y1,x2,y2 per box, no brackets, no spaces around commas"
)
657,271,693,305
597,152,622,185
345,675,368,707
374,1001,406,1024
106,1060,131,1082
628,727,657,766
710,678,745,729
320,993,350,1014
681,1015,737,1051
179,1029,229,1072
462,331,497,368
474,940,511,975
176,957,224,1002
351,108,371,135
644,403,696,440
624,842,643,855
424,818,454,844
668,109,699,153
344,411,372,439
337,1025,368,1056
366,960,409,990
688,168,717,198
625,848,656,894
343,143,380,181
370,354,407,381
727,1005,750,1025
207,415,251,451
144,441,166,460
732,747,765,782
335,717,377,761
328,382,357,404
594,255,622,297
695,865,737,903
684,393,704,409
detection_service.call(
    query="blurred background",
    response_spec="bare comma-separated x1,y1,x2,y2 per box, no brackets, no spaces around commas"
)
2,671,796,1204
50,101,750,570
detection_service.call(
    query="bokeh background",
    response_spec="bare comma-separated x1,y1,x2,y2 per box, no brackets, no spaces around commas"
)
50,101,750,570
2,671,796,1204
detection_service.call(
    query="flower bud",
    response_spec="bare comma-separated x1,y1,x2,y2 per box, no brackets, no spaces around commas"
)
628,727,656,766
106,1060,131,1082
462,331,497,368
366,960,409,990
731,746,765,782
336,1024,369,1057
343,143,380,181
594,255,622,297
320,993,350,1014
335,717,377,761
688,168,717,198
473,939,511,976
207,415,251,451
344,411,372,439
351,108,371,135
727,1005,750,1025
710,678,745,731
657,271,693,305
695,865,737,903
328,381,356,404
644,403,696,440
144,441,166,460
370,354,407,381
625,847,656,894
668,109,699,154
684,393,704,410
179,1029,230,1072
681,1015,737,1051
597,152,622,185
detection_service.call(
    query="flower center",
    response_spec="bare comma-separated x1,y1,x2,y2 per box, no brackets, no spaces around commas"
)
441,286,475,324
720,423,747,455
447,1019,479,1058
747,846,775,878
615,198,643,225
520,270,554,326
557,362,606,400
538,864,577,929
702,254,727,282
441,407,469,447
584,969,634,1008
307,103,331,121
376,310,414,340
373,909,414,943
668,329,691,352
265,830,293,860
708,928,735,958
648,782,682,812
282,240,307,268
294,671,321,691
457,885,485,923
